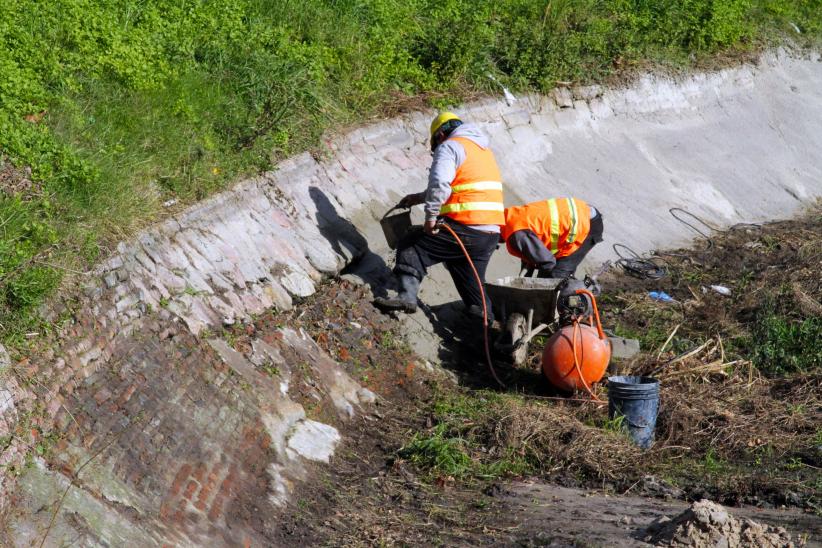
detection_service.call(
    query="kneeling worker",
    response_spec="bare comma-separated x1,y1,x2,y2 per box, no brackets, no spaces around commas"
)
374,112,504,316
501,198,603,279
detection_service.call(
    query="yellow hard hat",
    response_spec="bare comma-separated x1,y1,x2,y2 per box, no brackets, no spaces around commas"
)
430,112,461,138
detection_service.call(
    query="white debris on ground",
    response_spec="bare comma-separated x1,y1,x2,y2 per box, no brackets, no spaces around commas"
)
644,499,800,548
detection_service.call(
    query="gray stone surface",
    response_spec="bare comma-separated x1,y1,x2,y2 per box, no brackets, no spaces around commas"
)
609,337,642,360
286,420,341,463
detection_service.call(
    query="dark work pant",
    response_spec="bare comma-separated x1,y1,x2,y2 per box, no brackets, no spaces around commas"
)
394,218,499,315
539,212,604,279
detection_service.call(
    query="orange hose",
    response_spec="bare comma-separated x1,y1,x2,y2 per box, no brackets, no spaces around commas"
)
439,223,505,388
571,319,603,402
575,288,605,340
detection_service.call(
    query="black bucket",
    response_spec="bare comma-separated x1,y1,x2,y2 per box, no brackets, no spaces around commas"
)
380,208,413,249
607,375,660,449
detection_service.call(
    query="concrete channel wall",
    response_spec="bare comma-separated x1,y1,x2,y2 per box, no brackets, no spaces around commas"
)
1,50,821,545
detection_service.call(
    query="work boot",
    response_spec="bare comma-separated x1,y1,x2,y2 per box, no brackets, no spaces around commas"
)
373,275,419,313
466,304,494,326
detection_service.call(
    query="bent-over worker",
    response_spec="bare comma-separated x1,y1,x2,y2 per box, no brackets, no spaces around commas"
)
374,112,504,318
501,197,604,279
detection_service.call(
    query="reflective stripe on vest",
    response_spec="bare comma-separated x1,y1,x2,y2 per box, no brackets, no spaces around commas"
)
439,137,505,226
566,198,579,243
450,181,504,193
440,201,505,214
547,198,561,254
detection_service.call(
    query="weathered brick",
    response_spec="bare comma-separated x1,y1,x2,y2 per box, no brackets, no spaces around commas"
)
198,467,220,508
183,480,198,501
192,462,207,484
197,484,213,507
207,494,225,521
219,467,237,498
170,464,192,497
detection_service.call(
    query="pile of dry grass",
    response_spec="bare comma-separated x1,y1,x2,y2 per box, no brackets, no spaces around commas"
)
449,354,819,501
488,397,640,479
606,332,820,460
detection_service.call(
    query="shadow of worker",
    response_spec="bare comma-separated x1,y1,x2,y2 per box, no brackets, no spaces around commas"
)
308,186,393,297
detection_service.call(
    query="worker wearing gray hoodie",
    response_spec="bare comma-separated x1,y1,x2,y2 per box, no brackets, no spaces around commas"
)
374,113,504,319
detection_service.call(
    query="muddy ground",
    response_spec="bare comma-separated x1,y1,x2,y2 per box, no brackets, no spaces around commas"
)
214,206,821,546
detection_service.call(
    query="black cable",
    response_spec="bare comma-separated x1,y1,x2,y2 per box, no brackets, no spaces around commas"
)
669,207,715,251
613,208,763,281
612,243,667,280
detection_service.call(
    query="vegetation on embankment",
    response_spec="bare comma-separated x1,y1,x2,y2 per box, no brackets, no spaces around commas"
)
1,0,821,344
400,206,822,510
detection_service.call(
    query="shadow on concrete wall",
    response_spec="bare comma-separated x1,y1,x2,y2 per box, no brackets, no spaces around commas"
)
308,186,393,298
309,186,558,395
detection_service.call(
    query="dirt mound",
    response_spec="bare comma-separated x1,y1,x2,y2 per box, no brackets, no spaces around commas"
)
644,499,799,547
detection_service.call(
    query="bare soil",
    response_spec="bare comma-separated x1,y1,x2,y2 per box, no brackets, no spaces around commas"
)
215,205,821,546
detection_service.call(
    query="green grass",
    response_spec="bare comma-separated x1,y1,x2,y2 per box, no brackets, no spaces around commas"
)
749,313,822,376
2,0,821,344
400,424,475,478
399,389,536,479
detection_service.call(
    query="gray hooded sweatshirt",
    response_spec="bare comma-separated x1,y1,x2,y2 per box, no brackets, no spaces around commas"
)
423,123,501,233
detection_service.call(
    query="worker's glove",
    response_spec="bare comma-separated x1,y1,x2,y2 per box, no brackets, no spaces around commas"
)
520,260,538,277
423,219,439,235
398,192,424,208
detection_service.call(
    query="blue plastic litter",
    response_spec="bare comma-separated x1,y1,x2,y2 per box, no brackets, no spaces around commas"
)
648,291,674,303
607,376,660,449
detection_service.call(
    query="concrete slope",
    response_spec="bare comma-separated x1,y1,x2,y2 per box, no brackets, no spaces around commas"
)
63,49,822,362
1,49,821,545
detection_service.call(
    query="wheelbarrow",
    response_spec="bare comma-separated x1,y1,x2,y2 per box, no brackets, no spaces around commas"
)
485,276,564,365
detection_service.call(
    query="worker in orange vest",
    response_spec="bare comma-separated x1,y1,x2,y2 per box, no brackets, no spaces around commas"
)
501,198,604,279
375,112,504,317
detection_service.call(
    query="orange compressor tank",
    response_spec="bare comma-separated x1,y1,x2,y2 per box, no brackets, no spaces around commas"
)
542,323,611,393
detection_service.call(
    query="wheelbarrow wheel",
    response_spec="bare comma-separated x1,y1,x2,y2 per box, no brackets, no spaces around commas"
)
506,313,529,366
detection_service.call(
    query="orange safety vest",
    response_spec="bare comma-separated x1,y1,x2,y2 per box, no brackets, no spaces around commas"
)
502,198,591,259
439,137,505,226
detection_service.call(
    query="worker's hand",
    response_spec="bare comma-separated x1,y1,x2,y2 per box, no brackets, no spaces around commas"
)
398,192,424,208
423,219,439,235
